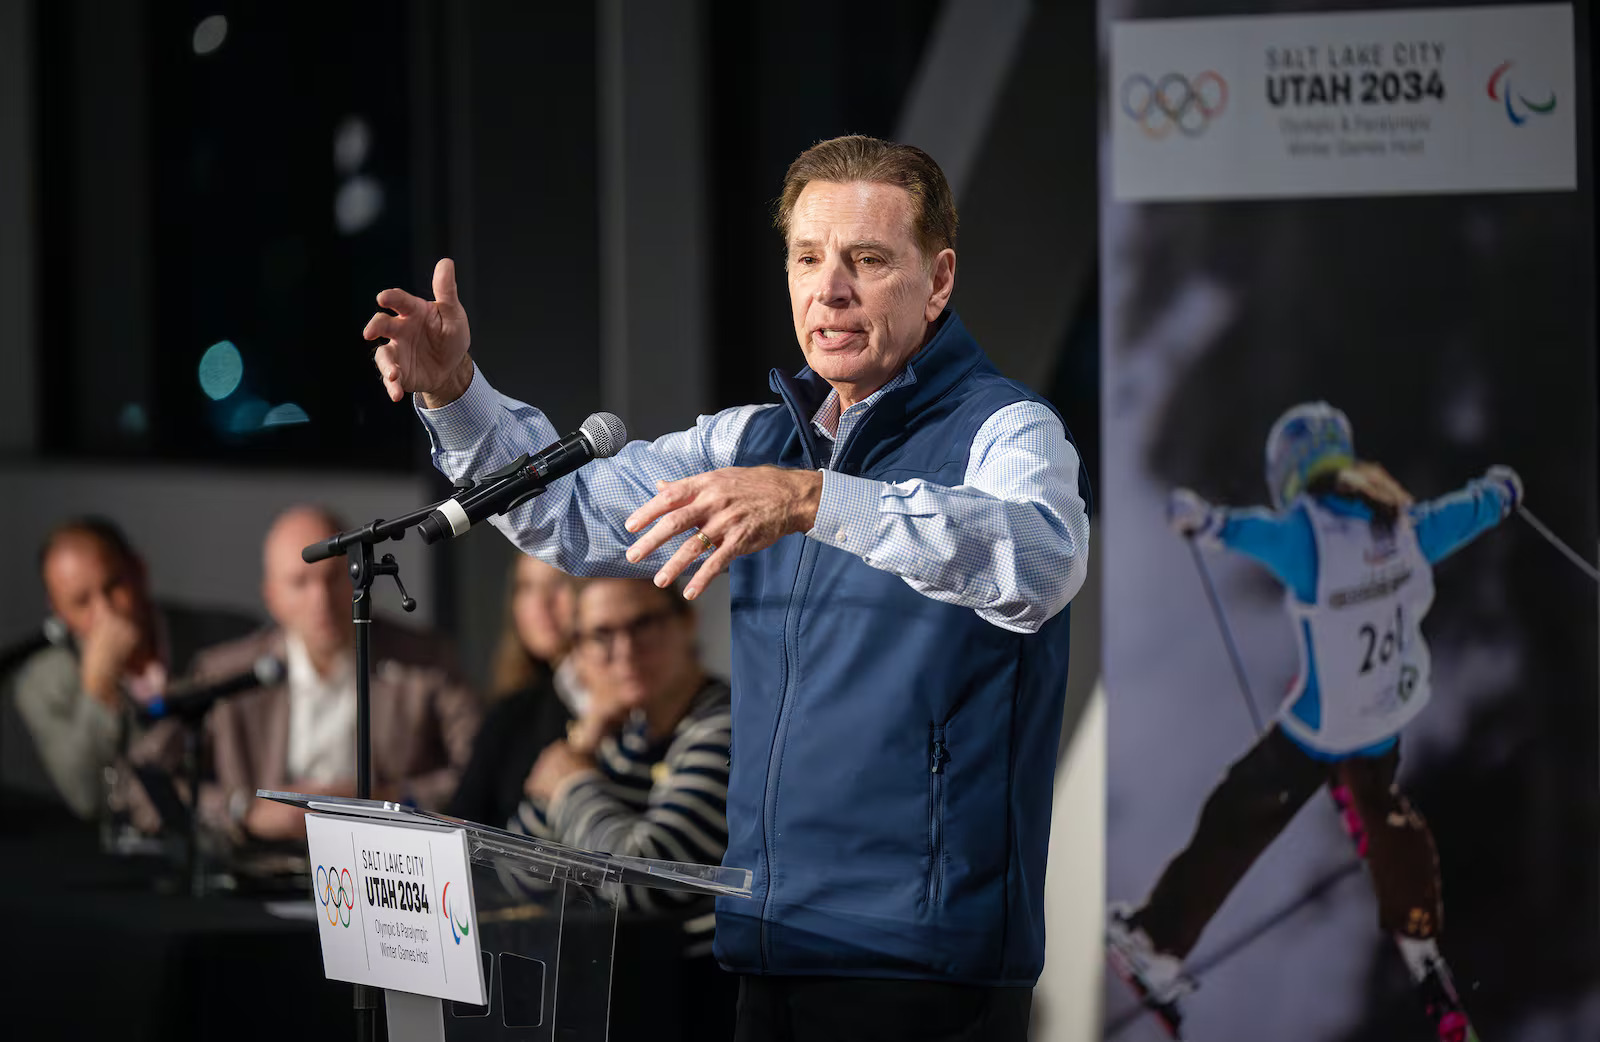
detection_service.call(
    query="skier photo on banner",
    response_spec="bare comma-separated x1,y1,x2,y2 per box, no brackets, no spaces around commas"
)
1105,402,1520,1042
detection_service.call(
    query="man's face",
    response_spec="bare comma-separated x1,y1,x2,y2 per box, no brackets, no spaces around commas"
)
42,534,151,645
787,180,956,406
572,581,696,714
262,513,352,660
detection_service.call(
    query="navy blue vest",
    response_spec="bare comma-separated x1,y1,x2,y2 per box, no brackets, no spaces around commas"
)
712,312,1078,985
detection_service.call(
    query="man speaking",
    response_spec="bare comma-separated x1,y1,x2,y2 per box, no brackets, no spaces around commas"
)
365,136,1090,1040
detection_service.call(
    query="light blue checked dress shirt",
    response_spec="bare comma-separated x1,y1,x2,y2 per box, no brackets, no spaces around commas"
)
417,362,1089,634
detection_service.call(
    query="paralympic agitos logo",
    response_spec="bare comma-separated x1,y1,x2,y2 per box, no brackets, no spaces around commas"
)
442,881,471,945
1121,71,1228,138
1487,61,1556,126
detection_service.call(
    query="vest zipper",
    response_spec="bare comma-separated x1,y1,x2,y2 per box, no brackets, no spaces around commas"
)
757,537,819,970
754,379,825,972
758,376,888,967
928,728,949,908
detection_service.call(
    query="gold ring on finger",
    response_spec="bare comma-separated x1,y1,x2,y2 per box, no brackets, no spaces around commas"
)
695,530,716,555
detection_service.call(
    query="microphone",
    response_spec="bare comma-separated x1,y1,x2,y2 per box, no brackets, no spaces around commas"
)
140,655,286,723
417,412,627,544
0,617,69,676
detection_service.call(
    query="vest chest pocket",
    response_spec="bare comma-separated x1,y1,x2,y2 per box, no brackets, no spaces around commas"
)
928,725,949,908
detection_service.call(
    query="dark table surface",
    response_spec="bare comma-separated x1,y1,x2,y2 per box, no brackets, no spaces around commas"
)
0,801,734,1042
0,810,353,1041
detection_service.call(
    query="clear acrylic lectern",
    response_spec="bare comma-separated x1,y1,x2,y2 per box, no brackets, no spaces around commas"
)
260,791,752,1042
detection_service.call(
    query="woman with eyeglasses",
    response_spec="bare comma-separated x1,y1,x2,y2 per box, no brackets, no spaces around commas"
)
508,575,734,1033
446,555,589,828
511,576,730,881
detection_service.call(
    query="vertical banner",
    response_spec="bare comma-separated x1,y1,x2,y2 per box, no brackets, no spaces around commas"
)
1100,4,1597,1041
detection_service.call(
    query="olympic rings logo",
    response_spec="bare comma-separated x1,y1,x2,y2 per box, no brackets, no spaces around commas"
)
317,865,356,928
1121,72,1228,138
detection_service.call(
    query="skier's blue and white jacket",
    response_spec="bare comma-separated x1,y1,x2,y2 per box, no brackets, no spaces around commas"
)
1195,479,1512,759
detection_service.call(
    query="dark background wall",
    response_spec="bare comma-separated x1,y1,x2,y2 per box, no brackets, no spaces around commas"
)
1,0,1102,694
0,3,1104,1036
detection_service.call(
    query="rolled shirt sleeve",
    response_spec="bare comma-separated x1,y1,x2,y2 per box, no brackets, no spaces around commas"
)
11,648,123,819
807,401,1090,633
419,367,1090,632
416,362,775,578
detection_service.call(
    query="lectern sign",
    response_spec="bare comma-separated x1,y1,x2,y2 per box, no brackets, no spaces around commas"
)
305,814,487,1005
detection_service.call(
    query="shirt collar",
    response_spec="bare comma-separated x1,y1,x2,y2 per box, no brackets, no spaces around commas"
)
808,366,919,441
285,632,354,692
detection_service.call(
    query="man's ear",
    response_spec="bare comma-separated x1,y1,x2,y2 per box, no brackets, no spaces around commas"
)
925,248,956,321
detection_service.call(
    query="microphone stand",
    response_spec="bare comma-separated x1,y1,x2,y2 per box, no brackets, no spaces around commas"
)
305,463,539,1042
184,723,203,898
297,424,616,1042
306,507,431,1042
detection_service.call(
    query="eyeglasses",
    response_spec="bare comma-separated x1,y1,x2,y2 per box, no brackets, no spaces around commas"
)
575,609,677,662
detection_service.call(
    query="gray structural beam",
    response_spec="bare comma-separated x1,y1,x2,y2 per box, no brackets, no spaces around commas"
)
0,0,34,454
597,0,730,674
896,0,1033,202
598,0,712,440
434,1,607,694
897,0,1097,395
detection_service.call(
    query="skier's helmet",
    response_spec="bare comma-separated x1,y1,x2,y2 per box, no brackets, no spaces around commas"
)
1265,402,1355,509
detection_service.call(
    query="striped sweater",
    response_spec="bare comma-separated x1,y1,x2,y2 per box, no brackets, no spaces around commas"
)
507,678,731,948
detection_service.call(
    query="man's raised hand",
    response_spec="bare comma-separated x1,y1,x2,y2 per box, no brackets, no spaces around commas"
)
80,610,142,709
363,258,474,406
623,466,824,600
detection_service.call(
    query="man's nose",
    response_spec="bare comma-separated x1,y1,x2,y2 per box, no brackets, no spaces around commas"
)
813,257,853,307
87,591,115,621
314,575,343,614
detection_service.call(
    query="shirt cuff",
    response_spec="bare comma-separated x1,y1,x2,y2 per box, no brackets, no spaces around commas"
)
413,362,498,454
807,470,885,553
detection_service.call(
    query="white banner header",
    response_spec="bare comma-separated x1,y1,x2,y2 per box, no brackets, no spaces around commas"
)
1110,3,1576,201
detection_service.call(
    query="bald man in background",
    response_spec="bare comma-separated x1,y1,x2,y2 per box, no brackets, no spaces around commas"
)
189,506,480,841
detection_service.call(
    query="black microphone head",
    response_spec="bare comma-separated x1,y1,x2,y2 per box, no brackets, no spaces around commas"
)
253,655,287,687
579,413,628,459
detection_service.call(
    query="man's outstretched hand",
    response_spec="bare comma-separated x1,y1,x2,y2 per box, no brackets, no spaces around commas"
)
363,258,475,407
624,466,824,600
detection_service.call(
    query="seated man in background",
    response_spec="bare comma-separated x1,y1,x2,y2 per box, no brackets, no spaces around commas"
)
509,577,731,931
448,555,586,828
5,517,256,819
191,505,481,841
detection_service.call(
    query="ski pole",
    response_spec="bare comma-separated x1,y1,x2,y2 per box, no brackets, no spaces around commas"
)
1184,537,1266,734
1517,504,1600,585
1104,859,1366,1039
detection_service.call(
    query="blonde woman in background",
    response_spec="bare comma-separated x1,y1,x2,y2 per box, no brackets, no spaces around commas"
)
447,555,587,827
